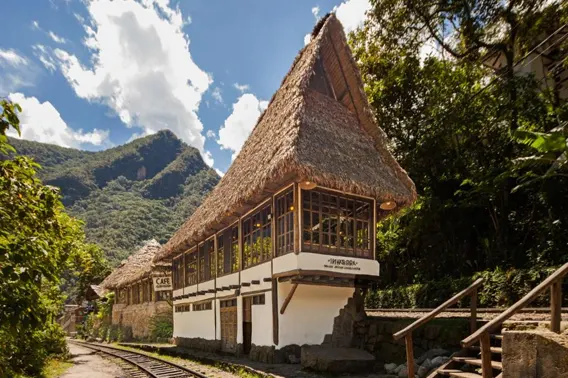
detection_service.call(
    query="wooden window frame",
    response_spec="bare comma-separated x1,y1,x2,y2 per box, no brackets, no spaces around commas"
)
184,247,198,287
275,187,295,256
242,200,272,269
301,188,373,259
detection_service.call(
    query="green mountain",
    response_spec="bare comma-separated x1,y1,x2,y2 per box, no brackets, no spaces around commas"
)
8,130,220,266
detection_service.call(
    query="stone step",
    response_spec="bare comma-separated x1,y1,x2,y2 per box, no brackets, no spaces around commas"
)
452,357,503,370
438,369,482,378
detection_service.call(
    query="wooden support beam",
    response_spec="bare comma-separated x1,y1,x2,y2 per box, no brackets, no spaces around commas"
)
263,277,272,282
480,332,493,378
241,282,251,287
405,334,415,378
551,280,562,333
251,280,260,285
470,289,478,333
280,283,299,315
272,279,279,345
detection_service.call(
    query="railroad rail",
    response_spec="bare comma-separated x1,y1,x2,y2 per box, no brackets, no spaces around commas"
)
69,340,209,378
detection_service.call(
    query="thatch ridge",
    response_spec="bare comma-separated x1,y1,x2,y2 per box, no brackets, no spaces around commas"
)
101,239,162,290
154,14,416,262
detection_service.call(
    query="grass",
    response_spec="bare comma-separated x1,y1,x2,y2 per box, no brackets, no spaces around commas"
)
41,358,74,378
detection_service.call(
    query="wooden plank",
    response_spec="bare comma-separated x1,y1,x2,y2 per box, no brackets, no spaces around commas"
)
470,288,478,333
551,280,562,333
293,183,300,255
405,334,415,378
463,262,568,347
280,283,299,315
479,332,493,378
272,279,279,345
393,278,484,340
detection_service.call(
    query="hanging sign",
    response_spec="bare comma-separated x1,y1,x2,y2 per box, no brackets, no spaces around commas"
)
153,276,173,291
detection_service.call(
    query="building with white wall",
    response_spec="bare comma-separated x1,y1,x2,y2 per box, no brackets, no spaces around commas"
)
154,13,417,363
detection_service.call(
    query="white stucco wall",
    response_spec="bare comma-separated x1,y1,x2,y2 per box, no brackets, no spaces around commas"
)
277,282,353,348
248,291,273,346
174,306,215,340
241,262,271,294
216,272,239,289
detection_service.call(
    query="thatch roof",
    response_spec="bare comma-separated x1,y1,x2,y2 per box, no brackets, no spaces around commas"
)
101,240,162,290
155,14,416,262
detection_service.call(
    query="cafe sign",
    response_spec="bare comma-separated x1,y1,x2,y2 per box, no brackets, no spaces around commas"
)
153,276,172,291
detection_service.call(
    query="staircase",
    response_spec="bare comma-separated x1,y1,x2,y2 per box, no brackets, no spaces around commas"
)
393,262,568,378
433,333,503,378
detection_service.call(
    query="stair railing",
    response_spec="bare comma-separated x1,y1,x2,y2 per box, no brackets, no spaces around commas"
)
393,278,484,378
462,262,568,378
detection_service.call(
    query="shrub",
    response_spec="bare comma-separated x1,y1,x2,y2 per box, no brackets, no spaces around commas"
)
366,266,559,308
149,310,173,341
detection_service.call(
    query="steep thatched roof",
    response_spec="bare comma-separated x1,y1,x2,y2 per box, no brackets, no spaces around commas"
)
101,240,162,290
155,14,416,262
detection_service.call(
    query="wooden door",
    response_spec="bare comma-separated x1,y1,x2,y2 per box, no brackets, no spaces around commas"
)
243,296,252,355
220,299,237,353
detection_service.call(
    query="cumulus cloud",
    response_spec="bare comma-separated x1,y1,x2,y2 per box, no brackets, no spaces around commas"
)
217,93,268,160
233,83,250,93
214,168,224,177
211,87,223,104
52,0,214,165
0,49,36,94
334,0,370,33
312,6,320,20
48,31,67,44
7,92,110,148
206,130,216,139
304,34,312,45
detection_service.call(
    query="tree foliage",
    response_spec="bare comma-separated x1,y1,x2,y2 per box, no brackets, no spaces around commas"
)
351,1,568,290
0,99,109,376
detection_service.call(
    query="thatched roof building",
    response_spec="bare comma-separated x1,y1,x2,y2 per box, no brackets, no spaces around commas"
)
101,239,162,290
155,13,416,262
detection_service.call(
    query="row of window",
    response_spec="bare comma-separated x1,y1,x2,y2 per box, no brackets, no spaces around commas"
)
115,281,171,305
172,187,374,290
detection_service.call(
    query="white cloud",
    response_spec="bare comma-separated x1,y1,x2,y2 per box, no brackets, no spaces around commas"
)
31,20,40,30
233,83,250,93
7,92,110,148
214,168,224,177
217,93,268,160
33,45,57,72
312,6,320,20
0,48,28,66
211,86,223,104
304,34,312,45
0,49,36,94
206,130,216,139
52,0,214,166
334,0,370,33
48,31,67,44
74,13,85,23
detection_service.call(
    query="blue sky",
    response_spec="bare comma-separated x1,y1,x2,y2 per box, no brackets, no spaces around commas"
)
0,0,371,174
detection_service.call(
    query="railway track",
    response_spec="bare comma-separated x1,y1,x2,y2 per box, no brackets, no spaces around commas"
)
69,340,209,378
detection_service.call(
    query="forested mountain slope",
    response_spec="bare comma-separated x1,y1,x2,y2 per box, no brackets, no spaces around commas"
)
9,130,220,266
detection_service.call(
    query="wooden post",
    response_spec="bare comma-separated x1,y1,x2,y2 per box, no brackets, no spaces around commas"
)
480,332,493,378
405,333,415,378
470,289,478,333
551,280,562,333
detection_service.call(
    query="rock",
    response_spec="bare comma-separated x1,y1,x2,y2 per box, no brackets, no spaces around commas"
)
417,365,430,378
421,358,433,372
384,363,398,374
430,356,450,368
416,348,450,364
288,354,300,364
397,367,409,378
301,346,375,373
394,364,405,374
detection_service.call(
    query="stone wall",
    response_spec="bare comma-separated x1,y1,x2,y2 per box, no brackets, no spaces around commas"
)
112,301,171,340
503,330,568,378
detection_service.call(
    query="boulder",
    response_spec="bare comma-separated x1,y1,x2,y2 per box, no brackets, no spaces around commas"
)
430,356,450,368
416,348,450,364
301,346,375,373
384,362,398,374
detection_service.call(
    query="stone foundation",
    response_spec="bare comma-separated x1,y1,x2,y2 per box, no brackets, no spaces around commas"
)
175,337,222,353
111,301,171,340
503,330,568,378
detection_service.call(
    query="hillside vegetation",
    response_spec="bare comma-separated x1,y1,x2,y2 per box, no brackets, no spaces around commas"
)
9,130,219,266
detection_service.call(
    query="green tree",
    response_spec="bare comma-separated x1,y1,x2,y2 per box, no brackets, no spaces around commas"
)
350,1,568,287
0,99,109,376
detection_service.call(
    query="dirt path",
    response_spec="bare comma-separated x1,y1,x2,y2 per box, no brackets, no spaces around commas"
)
59,342,125,378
